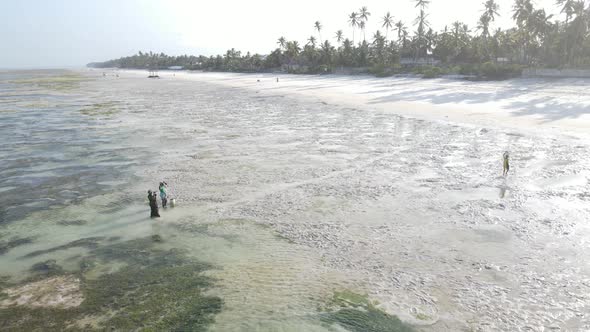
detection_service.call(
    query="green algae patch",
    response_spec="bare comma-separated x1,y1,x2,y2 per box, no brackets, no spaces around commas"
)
0,237,222,331
415,313,430,321
319,290,414,332
0,236,36,255
170,219,243,243
57,219,88,226
321,307,414,332
331,290,372,308
79,102,119,117
9,73,91,91
22,237,105,258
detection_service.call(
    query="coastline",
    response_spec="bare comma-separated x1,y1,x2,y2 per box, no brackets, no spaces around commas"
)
3,69,590,330
103,68,590,142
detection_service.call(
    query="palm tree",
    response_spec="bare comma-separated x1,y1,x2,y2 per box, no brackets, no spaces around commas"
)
513,0,533,28
277,37,287,50
484,0,500,21
314,21,323,43
531,9,553,38
284,41,301,70
413,0,431,60
286,41,301,57
382,12,394,40
478,13,492,38
320,40,334,68
348,12,359,44
425,28,436,54
360,6,371,22
567,1,588,64
359,6,371,42
395,21,407,44
372,30,387,64
450,21,470,61
512,0,534,63
307,36,317,48
415,0,430,9
401,28,410,48
360,21,367,42
335,30,344,44
478,13,492,60
481,0,499,59
556,0,576,24
414,9,430,58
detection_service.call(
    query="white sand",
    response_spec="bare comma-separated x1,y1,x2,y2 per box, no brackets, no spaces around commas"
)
161,71,590,140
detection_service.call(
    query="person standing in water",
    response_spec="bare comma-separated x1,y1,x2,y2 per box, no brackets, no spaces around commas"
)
502,151,510,177
159,182,168,208
148,190,160,218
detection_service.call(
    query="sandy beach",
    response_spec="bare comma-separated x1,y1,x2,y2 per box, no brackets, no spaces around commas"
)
2,69,590,331
171,71,590,140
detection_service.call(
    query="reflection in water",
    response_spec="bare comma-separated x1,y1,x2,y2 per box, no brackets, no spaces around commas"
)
499,186,507,198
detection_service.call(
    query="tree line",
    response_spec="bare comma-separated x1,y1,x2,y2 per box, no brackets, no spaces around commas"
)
88,0,590,79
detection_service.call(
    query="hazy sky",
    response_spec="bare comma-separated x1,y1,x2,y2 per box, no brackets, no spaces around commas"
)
1,0,561,68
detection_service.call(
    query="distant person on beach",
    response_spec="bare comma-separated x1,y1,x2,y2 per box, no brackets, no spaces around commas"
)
148,190,160,218
276,77,279,82
503,152,510,177
159,182,168,208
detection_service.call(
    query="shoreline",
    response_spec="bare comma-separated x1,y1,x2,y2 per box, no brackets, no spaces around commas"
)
103,68,590,142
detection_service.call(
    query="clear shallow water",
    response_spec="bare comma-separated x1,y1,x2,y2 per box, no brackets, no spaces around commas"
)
0,70,406,331
2,70,590,331
0,71,145,224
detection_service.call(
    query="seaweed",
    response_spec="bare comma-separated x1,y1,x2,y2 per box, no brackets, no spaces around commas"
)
170,222,239,243
57,219,88,226
320,307,414,332
0,236,36,255
30,260,64,277
22,237,105,258
79,102,119,117
9,73,91,91
0,237,222,331
319,290,414,332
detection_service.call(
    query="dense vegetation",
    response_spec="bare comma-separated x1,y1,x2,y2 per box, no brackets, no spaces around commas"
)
88,0,590,78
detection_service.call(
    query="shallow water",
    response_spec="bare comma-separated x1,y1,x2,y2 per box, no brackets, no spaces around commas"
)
0,70,407,331
1,69,590,331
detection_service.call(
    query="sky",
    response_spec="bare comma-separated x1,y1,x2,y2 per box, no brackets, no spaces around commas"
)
0,0,562,68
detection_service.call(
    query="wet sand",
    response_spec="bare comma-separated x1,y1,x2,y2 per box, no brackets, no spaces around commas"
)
116,70,590,330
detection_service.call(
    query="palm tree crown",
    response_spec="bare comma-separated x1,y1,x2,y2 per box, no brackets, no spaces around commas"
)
277,37,286,50
349,12,359,43
335,30,344,44
382,12,394,39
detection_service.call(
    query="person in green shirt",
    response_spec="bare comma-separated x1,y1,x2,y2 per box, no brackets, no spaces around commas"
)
159,182,168,208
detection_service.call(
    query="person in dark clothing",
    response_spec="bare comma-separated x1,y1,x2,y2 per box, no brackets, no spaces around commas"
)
503,151,510,177
148,190,160,218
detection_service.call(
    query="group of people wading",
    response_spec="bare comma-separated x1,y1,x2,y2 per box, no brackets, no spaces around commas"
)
148,181,171,218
